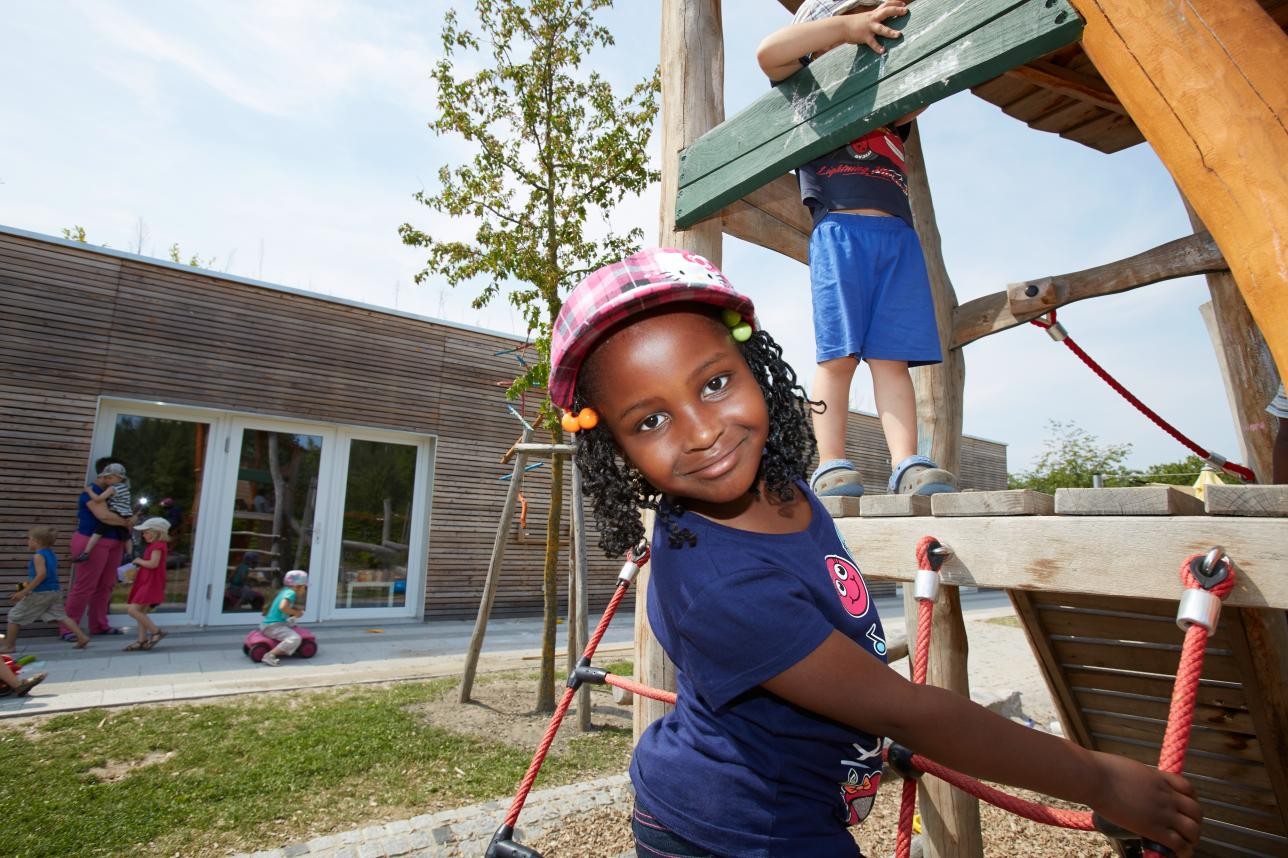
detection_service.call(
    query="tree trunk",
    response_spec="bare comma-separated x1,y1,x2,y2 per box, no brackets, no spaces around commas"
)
638,0,726,741
537,432,564,713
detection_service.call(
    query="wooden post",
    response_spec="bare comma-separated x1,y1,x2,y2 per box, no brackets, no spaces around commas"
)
571,461,592,731
1069,0,1288,380
460,426,532,703
636,0,726,740
1180,195,1279,483
905,124,983,858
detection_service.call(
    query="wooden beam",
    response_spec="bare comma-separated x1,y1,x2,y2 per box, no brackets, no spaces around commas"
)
951,231,1226,349
719,172,811,263
643,0,726,740
906,125,983,858
776,0,805,12
1003,59,1125,114
834,515,1288,609
1069,0,1288,381
1182,194,1279,484
676,0,1085,227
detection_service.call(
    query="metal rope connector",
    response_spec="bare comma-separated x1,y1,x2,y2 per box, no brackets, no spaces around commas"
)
914,568,940,603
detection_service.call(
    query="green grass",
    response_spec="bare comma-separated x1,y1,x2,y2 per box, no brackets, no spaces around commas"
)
1,676,632,857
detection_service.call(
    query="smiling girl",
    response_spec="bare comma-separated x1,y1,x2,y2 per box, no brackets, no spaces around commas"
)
548,248,1200,858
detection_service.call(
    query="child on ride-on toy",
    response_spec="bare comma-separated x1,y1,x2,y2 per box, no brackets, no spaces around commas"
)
258,570,308,666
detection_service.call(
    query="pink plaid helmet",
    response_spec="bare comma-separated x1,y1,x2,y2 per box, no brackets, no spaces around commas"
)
548,248,757,411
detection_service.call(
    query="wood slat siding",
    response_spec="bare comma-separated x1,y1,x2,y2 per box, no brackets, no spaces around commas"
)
1,229,1009,630
0,230,625,628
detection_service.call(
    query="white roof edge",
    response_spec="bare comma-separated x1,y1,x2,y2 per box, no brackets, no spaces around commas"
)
0,223,529,344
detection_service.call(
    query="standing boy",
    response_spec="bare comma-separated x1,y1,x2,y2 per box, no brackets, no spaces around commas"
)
758,0,958,497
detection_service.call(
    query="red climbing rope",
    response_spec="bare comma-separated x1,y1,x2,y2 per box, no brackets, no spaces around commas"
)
604,673,678,705
895,536,943,858
1139,550,1237,858
1030,310,1256,483
500,555,642,832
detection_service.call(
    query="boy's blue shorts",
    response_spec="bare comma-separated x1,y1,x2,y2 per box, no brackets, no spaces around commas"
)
808,212,943,366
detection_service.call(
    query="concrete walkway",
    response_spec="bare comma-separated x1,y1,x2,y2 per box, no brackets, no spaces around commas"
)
0,615,636,719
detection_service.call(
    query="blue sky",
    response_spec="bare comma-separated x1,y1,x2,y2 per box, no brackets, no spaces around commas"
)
1,1,1247,475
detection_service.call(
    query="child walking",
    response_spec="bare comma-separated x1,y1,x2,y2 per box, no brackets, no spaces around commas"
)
2,526,90,652
121,517,170,651
758,0,957,498
72,462,134,562
548,248,1200,858
258,570,308,666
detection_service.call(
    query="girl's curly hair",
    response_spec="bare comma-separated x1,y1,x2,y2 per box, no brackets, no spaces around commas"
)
573,326,820,558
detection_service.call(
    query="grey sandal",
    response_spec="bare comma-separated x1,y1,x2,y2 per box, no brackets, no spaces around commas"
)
890,455,958,496
810,459,866,497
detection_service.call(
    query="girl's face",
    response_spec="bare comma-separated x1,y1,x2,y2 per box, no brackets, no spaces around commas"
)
141,529,159,543
584,309,769,514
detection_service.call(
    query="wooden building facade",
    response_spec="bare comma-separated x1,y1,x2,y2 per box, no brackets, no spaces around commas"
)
1,225,1007,632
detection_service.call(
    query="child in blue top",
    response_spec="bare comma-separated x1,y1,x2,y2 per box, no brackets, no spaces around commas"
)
758,0,958,499
3,526,91,653
259,570,308,666
547,248,1200,858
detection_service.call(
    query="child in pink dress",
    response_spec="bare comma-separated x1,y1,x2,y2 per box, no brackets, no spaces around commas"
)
122,517,170,651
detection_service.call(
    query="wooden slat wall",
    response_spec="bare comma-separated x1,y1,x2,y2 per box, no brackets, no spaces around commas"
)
840,417,1007,495
1,229,1008,627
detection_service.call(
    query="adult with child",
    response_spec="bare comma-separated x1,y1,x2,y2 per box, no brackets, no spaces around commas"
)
757,0,958,499
2,526,90,653
64,456,135,638
120,517,171,651
548,248,1200,857
71,461,133,562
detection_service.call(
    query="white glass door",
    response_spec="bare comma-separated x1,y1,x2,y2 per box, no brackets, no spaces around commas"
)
211,421,333,625
315,430,434,620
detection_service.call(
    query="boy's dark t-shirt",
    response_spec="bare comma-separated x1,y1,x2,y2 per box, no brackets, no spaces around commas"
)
630,486,889,858
797,124,914,228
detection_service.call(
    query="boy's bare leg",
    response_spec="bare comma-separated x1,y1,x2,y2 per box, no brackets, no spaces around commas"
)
1,622,18,653
868,358,917,464
812,356,861,461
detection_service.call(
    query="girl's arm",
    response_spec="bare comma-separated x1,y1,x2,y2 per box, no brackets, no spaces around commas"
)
278,597,303,618
133,545,162,569
762,631,1202,856
757,2,908,82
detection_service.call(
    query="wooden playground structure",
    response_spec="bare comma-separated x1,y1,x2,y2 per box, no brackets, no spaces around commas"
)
645,1,1288,855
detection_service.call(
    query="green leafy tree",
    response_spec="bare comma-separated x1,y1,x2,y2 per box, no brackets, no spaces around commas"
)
1121,454,1237,487
1007,420,1132,493
399,0,659,711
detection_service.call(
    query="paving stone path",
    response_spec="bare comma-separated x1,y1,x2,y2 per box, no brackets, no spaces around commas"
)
236,774,632,858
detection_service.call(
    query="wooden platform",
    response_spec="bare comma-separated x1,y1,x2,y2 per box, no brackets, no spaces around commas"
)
830,487,1288,857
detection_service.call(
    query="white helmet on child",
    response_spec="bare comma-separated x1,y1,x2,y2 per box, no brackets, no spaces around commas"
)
283,570,309,586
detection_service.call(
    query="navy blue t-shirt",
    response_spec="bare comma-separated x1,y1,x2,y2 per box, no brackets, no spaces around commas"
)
797,124,913,228
630,486,889,857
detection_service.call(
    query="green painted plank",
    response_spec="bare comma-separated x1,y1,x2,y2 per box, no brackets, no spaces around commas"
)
675,0,1082,228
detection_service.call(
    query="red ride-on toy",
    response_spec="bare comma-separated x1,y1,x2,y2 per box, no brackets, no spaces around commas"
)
242,625,318,662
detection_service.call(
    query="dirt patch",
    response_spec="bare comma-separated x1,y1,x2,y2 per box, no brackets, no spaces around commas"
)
410,673,633,753
87,750,176,783
528,786,1116,858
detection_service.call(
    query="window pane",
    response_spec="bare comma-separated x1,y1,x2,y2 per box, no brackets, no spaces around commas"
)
107,415,207,614
223,431,322,616
337,440,416,609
